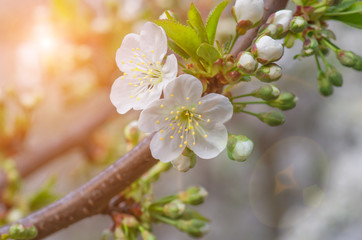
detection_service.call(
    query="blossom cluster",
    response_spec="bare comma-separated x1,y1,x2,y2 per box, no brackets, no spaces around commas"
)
110,22,233,166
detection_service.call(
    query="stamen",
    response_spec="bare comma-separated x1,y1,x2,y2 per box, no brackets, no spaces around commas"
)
160,130,164,133
160,137,164,141
184,141,187,145
160,104,164,108
186,97,190,100
207,119,210,123
122,61,125,64
156,120,160,124
198,101,202,105
121,76,125,80
170,136,174,139
179,144,183,148
204,134,208,138
193,142,196,146
132,48,135,51
151,50,155,53
192,108,195,111
180,136,184,139
170,94,174,97
165,117,169,121
130,95,134,98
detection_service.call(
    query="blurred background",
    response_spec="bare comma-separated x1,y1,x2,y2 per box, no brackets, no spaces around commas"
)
0,0,361,239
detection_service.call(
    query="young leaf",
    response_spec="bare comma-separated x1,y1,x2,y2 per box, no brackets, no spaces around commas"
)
168,40,191,60
329,12,362,29
155,20,202,61
324,2,362,16
196,43,221,65
188,3,209,43
205,0,231,45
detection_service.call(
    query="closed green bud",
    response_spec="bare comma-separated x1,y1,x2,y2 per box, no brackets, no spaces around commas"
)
255,63,282,82
303,38,319,56
122,215,139,228
353,55,362,71
267,92,298,110
289,16,307,33
318,71,333,96
172,148,196,172
336,50,357,67
284,33,297,48
176,219,210,238
326,66,343,86
163,199,186,219
124,120,141,146
178,186,208,205
227,135,254,162
253,85,280,100
257,111,285,126
141,230,157,240
9,224,37,239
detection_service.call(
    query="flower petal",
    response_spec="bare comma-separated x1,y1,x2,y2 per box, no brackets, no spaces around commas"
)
116,33,141,72
161,54,178,85
188,123,228,159
140,22,167,63
164,74,203,103
196,93,233,124
150,130,185,162
138,99,173,132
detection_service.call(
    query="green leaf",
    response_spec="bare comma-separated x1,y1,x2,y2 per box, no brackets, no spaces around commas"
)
155,20,202,61
168,40,191,60
324,1,362,16
329,12,362,29
182,207,210,222
196,43,221,65
188,3,209,43
326,0,355,13
205,0,230,44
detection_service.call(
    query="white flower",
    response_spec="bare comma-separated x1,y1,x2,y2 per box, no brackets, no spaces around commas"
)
237,51,258,73
267,10,293,32
233,0,264,25
110,22,178,114
138,74,233,162
252,35,284,64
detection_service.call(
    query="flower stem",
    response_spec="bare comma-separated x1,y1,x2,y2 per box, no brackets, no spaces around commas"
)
230,93,254,100
152,214,176,226
240,109,259,117
234,101,266,105
322,38,339,52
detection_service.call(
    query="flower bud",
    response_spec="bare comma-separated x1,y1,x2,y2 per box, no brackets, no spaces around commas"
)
284,33,297,48
163,199,186,219
318,71,333,96
326,66,343,87
237,52,258,74
176,219,210,238
252,36,284,64
159,10,176,20
141,230,157,240
267,10,293,33
178,186,208,205
124,120,141,146
227,135,254,162
353,55,362,71
9,224,37,239
172,148,196,172
253,85,280,100
255,63,282,82
336,50,357,67
122,215,139,228
303,38,319,56
232,0,264,35
289,16,307,33
267,92,298,110
257,111,285,126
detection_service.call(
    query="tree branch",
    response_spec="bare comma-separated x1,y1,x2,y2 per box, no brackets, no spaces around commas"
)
0,0,289,238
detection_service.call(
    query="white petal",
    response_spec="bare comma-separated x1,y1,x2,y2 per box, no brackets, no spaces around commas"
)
164,74,203,103
150,130,185,162
138,99,172,132
161,54,178,85
196,93,233,124
115,33,141,72
140,22,167,63
110,76,138,114
188,123,228,159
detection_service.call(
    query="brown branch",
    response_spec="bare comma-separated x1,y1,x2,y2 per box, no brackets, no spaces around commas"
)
0,134,157,239
0,0,289,238
230,0,289,56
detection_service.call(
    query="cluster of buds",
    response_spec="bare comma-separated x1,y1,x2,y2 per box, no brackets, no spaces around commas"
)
232,0,264,35
266,92,298,110
336,50,362,71
148,186,209,238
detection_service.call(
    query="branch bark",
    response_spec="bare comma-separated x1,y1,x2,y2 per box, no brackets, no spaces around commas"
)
0,0,289,238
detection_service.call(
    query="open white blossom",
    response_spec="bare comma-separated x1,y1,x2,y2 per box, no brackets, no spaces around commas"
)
138,74,233,162
110,22,178,114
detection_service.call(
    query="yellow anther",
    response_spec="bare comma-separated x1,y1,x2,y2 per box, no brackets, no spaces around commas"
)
185,129,188,132
136,97,140,100
133,75,136,78
198,115,202,118
128,82,132,85
130,60,133,63
175,116,178,120
170,123,173,126
134,84,138,87
177,123,180,126
207,119,210,123
148,90,152,92
156,120,160,124
186,97,190,100
136,48,140,51
124,73,127,76
170,111,174,114
160,130,164,133
196,122,199,126
122,61,125,64
204,134,208,138
179,144,183,148
132,48,135,51
170,136,174,139
198,101,202,105
191,114,194,117
172,127,175,130
160,137,164,141
140,81,144,85
176,111,180,114
130,95,134,98
165,117,169,121
138,77,142,80
192,131,195,135
156,61,160,65
151,50,155,53
170,94,174,97
178,130,181,134
180,136,183,139
193,142,196,146
134,54,137,57
121,76,125,80
137,63,140,65
160,104,164,108
184,141,187,145
179,126,182,130
131,69,134,71
188,119,192,122
192,108,195,111
185,112,189,116
142,54,146,58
